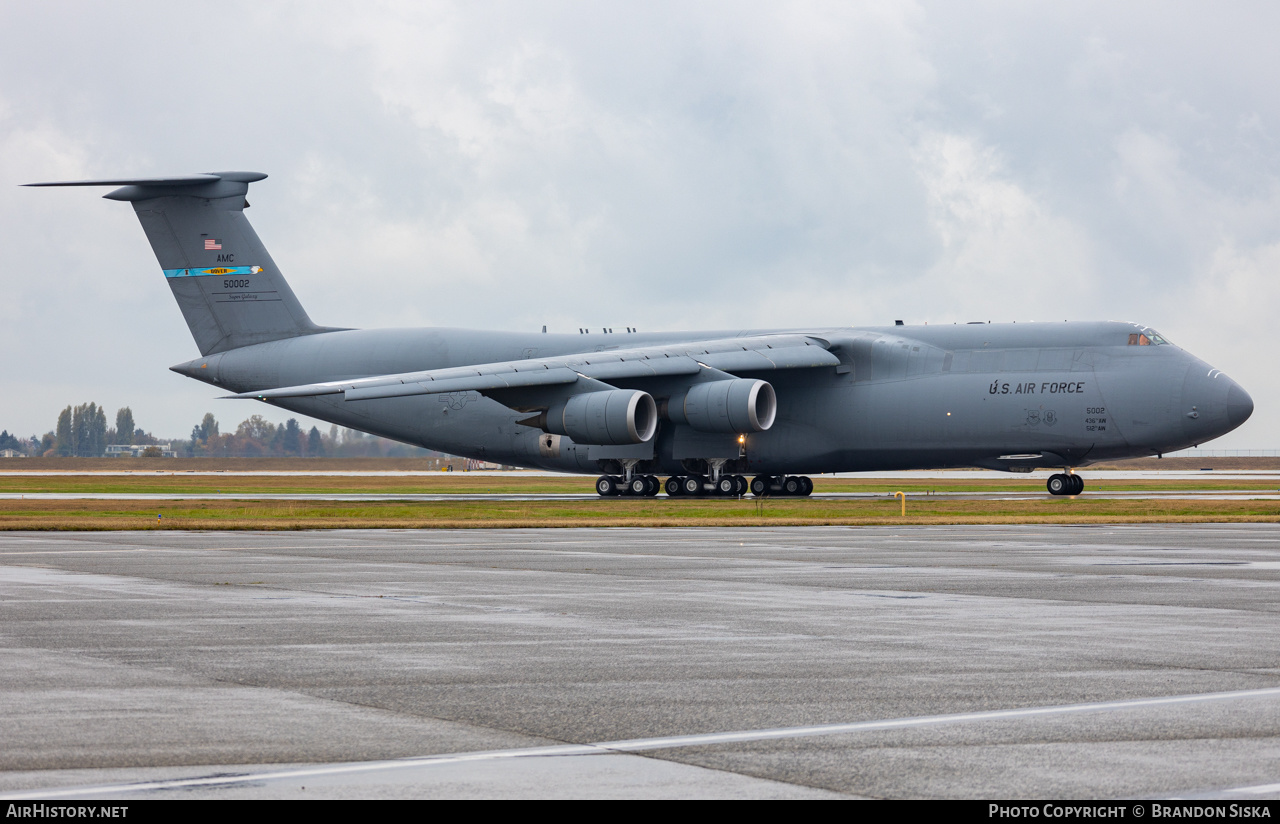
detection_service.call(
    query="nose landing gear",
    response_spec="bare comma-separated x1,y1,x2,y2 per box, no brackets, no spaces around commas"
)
1047,473,1084,496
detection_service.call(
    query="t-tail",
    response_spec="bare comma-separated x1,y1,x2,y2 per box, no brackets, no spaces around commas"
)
25,172,340,355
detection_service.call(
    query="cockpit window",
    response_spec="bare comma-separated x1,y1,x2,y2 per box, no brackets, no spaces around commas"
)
1128,330,1171,346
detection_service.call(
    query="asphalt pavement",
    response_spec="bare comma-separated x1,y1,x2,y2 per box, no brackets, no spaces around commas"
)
2,525,1279,799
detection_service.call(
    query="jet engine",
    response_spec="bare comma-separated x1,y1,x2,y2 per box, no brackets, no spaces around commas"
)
667,379,776,433
546,389,658,445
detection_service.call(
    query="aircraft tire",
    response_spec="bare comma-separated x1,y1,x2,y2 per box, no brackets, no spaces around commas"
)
665,476,683,497
750,476,771,497
597,475,619,497
717,476,737,496
628,476,649,496
682,475,705,496
783,476,802,495
799,476,813,496
644,475,661,496
734,475,749,496
1071,475,1084,495
1047,474,1069,495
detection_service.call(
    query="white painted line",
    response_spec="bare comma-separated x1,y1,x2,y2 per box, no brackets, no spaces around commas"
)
594,686,1280,752
6,686,1280,800
1225,782,1280,795
0,745,605,800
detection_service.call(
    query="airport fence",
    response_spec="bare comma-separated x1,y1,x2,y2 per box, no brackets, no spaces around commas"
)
1164,449,1280,457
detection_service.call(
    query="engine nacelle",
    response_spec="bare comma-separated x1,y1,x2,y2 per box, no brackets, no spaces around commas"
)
546,389,658,445
667,379,776,433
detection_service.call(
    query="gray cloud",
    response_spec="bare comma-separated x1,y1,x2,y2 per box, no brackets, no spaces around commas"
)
1,1,1275,448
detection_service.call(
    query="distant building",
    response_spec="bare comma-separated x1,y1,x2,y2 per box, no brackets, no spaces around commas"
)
105,443,177,458
0,449,22,458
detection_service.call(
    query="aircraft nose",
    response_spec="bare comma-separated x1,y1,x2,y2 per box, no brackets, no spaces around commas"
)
1182,366,1253,441
1226,380,1254,429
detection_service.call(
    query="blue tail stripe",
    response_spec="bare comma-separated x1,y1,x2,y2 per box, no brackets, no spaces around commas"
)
164,266,262,278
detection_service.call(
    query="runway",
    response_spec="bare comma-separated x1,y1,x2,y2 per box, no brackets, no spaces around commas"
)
4,489,1279,502
2,468,1276,503
3,468,1279,479
2,525,1280,799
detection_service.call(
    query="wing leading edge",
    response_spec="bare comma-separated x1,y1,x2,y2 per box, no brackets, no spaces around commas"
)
224,334,840,402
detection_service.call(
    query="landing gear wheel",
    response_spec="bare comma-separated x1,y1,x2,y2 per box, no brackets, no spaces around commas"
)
1047,474,1069,496
783,476,802,495
799,476,813,496
628,476,649,496
750,476,771,497
734,475,749,496
596,475,619,497
1070,474,1084,495
716,476,737,496
645,475,661,496
665,476,683,497
681,475,705,496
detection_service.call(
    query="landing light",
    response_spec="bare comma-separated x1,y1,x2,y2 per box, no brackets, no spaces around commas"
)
738,435,745,444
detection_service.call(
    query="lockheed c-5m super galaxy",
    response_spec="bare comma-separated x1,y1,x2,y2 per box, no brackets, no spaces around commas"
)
28,171,1254,497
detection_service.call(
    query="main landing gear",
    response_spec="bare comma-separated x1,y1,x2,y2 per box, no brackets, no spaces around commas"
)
1047,473,1084,496
747,475,813,497
596,474,661,497
594,455,815,498
594,473,815,497
664,474,749,497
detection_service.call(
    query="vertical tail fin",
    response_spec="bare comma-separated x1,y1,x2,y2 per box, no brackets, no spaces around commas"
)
26,172,339,355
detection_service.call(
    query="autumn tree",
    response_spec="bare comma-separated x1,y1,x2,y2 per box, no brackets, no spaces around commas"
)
281,419,302,456
55,407,72,456
115,408,135,445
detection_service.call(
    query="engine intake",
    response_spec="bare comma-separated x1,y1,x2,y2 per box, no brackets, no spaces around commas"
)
668,379,776,433
546,389,657,445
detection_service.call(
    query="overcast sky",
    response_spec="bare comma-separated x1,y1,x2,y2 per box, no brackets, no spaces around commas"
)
1,1,1276,449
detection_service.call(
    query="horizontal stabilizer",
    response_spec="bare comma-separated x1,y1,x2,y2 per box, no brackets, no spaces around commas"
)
23,171,268,202
24,171,267,187
26,174,218,187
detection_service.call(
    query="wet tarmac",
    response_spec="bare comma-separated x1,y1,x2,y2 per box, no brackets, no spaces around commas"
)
2,525,1279,799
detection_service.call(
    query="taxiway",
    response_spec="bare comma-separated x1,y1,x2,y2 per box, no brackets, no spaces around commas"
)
2,525,1279,799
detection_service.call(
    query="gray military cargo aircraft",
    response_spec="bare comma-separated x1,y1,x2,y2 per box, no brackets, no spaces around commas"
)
28,171,1254,497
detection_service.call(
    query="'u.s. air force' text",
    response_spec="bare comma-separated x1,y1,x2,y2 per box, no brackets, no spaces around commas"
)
990,381,1086,395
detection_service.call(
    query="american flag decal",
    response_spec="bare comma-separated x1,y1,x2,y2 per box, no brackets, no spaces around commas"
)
204,238,222,250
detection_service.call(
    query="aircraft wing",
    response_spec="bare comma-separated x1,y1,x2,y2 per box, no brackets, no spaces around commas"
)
225,334,839,402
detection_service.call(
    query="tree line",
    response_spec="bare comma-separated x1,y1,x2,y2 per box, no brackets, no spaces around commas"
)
1,405,438,458
1,404,160,457
187,413,435,457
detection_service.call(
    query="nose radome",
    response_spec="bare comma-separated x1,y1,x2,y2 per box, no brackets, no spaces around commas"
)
1226,380,1254,429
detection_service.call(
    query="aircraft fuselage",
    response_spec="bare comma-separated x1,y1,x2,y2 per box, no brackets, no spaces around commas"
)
174,320,1252,476
29,171,1251,486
